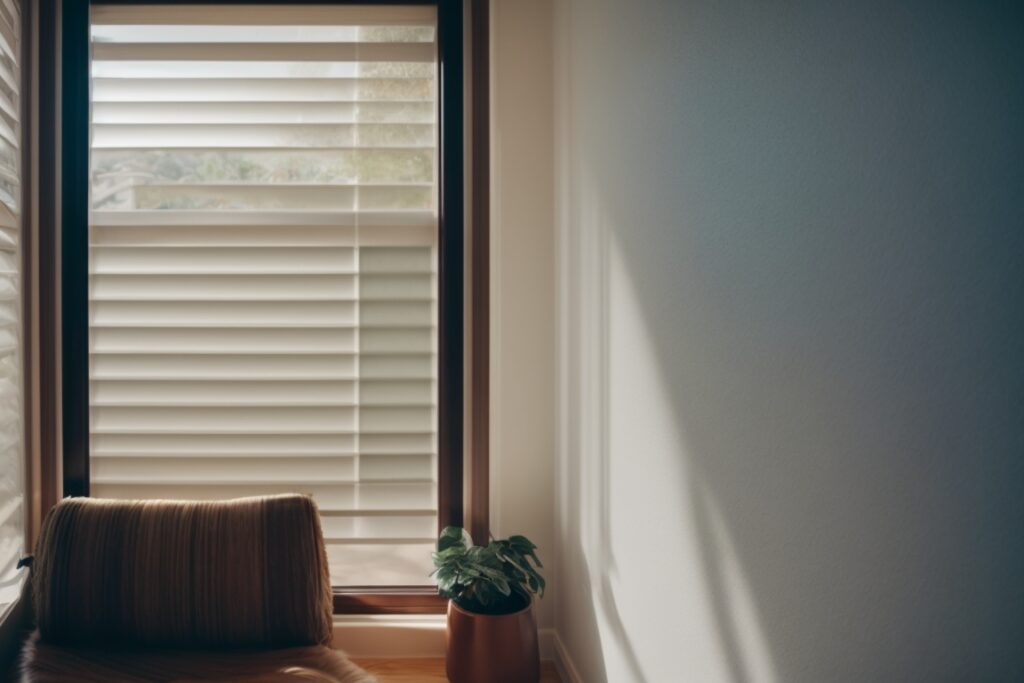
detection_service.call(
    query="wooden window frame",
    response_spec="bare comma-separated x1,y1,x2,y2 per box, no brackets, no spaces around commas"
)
58,0,489,615
34,0,64,547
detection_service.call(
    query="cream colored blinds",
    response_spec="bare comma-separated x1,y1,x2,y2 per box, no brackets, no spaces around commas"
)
88,4,439,586
0,0,22,615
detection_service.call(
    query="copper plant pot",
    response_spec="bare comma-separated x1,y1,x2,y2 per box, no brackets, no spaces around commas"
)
446,598,540,683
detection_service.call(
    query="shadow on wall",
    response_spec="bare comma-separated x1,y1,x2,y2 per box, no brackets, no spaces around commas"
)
562,199,781,682
557,0,1024,681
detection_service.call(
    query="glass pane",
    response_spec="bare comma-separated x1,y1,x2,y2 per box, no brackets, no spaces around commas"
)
88,5,439,588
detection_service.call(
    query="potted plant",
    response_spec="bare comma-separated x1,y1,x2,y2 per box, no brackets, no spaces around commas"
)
432,526,546,683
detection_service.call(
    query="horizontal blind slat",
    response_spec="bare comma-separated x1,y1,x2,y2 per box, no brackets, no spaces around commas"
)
92,5,436,26
94,42,434,62
93,78,435,102
93,101,435,124
92,122,434,149
92,210,435,227
92,275,359,300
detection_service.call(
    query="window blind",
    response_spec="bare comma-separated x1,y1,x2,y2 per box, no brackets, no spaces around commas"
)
0,0,22,615
89,4,439,586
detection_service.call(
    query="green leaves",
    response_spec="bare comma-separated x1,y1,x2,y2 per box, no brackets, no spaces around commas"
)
430,527,546,614
437,525,471,552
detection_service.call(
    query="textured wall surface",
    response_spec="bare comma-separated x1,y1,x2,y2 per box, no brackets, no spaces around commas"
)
553,0,1024,680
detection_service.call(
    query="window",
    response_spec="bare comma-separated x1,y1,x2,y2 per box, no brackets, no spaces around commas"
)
0,0,23,620
64,2,465,595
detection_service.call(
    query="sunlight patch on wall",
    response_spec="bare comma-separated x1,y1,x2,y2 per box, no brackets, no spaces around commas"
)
566,170,777,681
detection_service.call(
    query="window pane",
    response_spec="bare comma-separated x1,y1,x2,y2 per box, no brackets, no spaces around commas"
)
88,4,439,587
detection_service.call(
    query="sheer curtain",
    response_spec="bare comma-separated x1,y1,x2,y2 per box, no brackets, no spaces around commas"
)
0,0,24,619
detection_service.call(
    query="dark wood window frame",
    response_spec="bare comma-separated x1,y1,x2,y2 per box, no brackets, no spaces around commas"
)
59,0,489,615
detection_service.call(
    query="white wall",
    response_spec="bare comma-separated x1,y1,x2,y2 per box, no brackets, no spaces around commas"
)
554,0,1024,681
490,0,556,630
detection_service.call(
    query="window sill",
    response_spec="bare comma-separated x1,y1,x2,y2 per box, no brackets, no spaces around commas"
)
333,586,446,615
332,613,446,658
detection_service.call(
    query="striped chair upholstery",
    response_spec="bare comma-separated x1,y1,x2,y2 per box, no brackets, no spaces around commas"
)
20,495,374,683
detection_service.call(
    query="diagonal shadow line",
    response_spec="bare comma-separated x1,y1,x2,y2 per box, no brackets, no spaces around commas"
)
595,569,647,683
690,477,749,683
593,217,648,683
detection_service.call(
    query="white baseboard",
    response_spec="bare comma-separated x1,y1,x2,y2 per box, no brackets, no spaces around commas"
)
538,627,555,659
551,632,583,683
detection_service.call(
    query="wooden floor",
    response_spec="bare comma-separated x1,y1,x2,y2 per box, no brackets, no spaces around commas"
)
353,658,561,682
